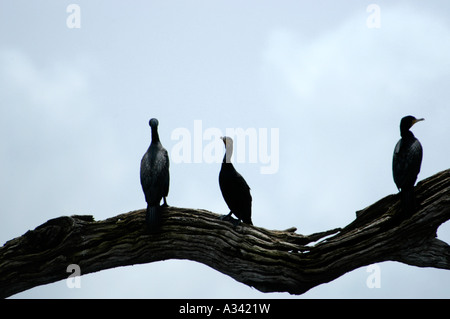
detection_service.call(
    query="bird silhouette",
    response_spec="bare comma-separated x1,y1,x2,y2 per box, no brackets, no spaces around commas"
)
219,136,253,226
140,118,170,232
392,115,424,217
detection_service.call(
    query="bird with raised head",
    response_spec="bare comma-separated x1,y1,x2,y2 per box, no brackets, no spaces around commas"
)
140,118,170,232
392,115,424,217
219,136,253,226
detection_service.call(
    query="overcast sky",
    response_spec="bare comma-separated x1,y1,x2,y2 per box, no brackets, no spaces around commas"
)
1,1,449,298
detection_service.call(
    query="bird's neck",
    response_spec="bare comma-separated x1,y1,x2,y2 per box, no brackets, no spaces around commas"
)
222,146,233,164
151,128,160,143
400,129,414,139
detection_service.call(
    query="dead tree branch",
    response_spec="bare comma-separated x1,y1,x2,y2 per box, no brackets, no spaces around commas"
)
1,169,449,298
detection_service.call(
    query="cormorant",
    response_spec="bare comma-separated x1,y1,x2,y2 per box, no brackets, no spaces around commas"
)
140,118,170,232
392,115,424,216
219,136,253,225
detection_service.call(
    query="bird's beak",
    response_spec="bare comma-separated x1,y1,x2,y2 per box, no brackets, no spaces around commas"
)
413,118,425,125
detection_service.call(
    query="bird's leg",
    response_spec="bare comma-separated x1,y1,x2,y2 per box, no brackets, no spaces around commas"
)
219,212,233,221
161,197,168,207
220,212,240,227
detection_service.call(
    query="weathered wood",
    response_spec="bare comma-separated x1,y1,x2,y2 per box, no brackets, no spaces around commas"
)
1,169,449,298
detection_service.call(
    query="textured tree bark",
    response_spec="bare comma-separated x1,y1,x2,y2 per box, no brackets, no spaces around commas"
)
1,169,449,298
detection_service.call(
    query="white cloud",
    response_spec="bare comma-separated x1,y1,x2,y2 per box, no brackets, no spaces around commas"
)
0,48,132,242
263,5,450,108
0,48,91,121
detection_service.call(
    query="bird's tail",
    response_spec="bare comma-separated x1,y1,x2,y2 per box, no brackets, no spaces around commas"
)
146,205,161,232
400,187,416,218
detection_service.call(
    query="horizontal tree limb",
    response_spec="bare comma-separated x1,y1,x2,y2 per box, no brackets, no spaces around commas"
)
1,169,449,298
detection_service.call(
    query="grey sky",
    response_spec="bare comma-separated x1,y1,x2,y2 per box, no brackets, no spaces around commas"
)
1,1,449,298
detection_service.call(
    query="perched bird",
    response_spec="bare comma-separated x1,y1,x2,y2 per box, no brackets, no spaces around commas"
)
392,115,424,216
140,118,170,232
219,136,253,225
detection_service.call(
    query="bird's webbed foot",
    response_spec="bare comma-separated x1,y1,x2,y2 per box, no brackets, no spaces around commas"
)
219,212,233,221
161,197,169,208
219,212,240,227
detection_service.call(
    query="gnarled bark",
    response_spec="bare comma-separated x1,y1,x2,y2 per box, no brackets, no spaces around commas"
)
1,169,449,298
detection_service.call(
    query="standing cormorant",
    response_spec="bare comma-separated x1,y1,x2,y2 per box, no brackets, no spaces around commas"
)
392,115,424,216
140,118,170,232
219,136,253,225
